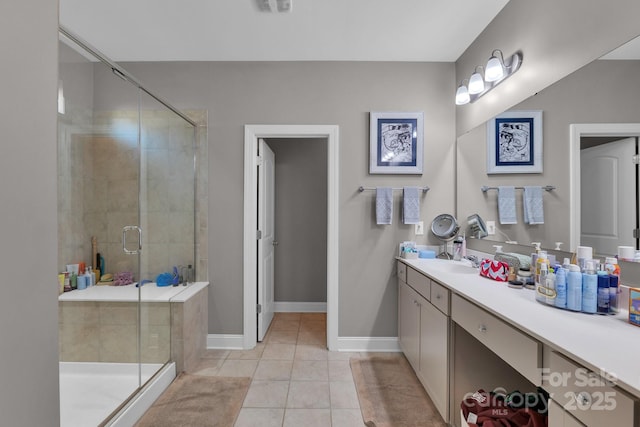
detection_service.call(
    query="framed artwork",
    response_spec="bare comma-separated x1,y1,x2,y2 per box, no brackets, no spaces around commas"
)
486,110,543,174
369,111,423,174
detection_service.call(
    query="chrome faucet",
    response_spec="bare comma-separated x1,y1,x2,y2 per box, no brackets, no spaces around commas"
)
462,255,480,268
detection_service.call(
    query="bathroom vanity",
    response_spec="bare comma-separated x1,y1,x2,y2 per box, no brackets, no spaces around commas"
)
397,258,640,427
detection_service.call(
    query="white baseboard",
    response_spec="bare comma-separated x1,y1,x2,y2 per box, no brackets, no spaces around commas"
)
206,334,245,350
274,302,327,312
206,333,401,353
336,336,401,352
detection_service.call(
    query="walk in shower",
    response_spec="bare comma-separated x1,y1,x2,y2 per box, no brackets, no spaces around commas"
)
57,27,201,426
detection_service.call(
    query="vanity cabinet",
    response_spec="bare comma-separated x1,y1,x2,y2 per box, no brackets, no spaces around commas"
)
397,261,450,422
543,350,637,426
549,399,586,426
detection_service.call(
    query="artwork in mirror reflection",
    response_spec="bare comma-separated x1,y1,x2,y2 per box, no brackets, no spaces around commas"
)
487,110,543,174
456,35,640,255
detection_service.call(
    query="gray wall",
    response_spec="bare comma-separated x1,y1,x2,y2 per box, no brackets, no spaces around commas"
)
457,59,640,250
267,138,328,303
0,0,60,425
104,61,456,337
455,0,640,136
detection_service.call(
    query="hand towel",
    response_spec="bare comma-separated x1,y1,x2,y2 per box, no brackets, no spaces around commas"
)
523,186,545,224
498,186,517,225
402,187,421,224
376,187,393,225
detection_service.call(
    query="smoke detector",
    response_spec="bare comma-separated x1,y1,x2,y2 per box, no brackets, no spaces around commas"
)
257,0,292,12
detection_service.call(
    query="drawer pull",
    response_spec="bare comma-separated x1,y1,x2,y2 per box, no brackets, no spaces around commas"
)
576,391,591,408
478,325,487,332
435,294,441,299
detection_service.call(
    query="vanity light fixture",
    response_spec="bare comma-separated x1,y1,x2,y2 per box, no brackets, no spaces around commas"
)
455,80,470,105
485,50,506,82
468,66,485,95
455,49,523,105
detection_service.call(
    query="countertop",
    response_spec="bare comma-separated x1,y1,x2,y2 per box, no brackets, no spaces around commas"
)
398,257,640,400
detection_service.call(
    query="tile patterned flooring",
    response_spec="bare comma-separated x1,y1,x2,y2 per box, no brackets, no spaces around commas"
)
190,312,372,427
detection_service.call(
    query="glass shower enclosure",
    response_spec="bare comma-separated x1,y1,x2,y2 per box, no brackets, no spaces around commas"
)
57,27,196,426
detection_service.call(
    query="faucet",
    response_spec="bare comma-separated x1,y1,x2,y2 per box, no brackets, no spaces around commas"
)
462,255,480,268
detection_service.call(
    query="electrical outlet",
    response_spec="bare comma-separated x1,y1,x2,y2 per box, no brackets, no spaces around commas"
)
486,220,496,235
415,221,424,235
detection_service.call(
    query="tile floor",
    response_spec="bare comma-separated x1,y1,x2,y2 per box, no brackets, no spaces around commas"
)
190,312,373,427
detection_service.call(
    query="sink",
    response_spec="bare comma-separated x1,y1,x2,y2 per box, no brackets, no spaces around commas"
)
428,260,478,275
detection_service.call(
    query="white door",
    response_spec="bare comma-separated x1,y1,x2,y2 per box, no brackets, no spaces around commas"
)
581,137,636,256
257,139,276,341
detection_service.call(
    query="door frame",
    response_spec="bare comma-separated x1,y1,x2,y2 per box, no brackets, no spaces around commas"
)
243,124,339,350
569,123,640,251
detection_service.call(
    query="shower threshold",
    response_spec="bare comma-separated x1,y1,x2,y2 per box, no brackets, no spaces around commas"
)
59,361,175,427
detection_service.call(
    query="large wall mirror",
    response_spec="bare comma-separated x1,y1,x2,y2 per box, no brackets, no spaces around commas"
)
456,35,640,257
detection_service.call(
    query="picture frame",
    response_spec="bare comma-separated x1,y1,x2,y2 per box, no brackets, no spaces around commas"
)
369,111,423,174
486,110,543,174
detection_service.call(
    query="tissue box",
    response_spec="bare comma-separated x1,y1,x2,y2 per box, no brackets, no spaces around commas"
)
402,251,418,259
630,288,640,327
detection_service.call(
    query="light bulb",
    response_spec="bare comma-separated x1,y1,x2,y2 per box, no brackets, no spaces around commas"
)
455,84,470,105
468,71,485,94
485,55,504,82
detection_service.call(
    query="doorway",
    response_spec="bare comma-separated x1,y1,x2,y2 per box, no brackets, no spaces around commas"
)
243,125,340,351
569,123,640,253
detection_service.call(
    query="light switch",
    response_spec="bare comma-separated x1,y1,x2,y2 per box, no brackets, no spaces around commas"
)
486,221,496,235
415,221,424,235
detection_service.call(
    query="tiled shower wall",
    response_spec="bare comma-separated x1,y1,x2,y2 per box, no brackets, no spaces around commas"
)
58,110,208,283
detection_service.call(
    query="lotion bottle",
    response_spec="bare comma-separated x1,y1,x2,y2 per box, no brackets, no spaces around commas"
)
566,264,582,311
554,266,567,309
581,261,597,314
536,262,548,304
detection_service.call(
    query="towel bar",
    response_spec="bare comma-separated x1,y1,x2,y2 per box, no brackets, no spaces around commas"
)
358,186,430,193
481,185,555,192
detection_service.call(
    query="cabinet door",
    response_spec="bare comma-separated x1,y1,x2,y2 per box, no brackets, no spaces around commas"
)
549,400,586,427
398,281,421,370
419,301,449,421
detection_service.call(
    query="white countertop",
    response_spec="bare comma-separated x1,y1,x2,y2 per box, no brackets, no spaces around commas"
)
399,258,640,399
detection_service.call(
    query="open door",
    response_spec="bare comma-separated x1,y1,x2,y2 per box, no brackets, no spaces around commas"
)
581,137,637,255
257,138,275,341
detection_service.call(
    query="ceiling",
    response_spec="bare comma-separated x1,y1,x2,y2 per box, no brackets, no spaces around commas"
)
59,0,511,62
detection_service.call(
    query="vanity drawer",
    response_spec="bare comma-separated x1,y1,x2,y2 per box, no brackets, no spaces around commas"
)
430,280,450,315
407,267,430,300
452,294,541,385
397,261,407,283
545,351,636,426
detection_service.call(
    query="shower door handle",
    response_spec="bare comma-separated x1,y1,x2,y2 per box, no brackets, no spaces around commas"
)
123,226,142,255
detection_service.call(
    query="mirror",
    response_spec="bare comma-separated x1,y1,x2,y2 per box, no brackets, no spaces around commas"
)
456,35,640,256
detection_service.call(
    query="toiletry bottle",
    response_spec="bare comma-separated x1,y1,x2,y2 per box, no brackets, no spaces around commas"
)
546,267,556,306
188,264,194,284
597,273,610,314
555,266,567,309
609,274,619,314
85,266,93,287
566,264,582,311
461,233,466,258
605,257,620,276
453,237,463,261
536,263,548,304
535,251,549,286
581,261,598,314
89,266,95,286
